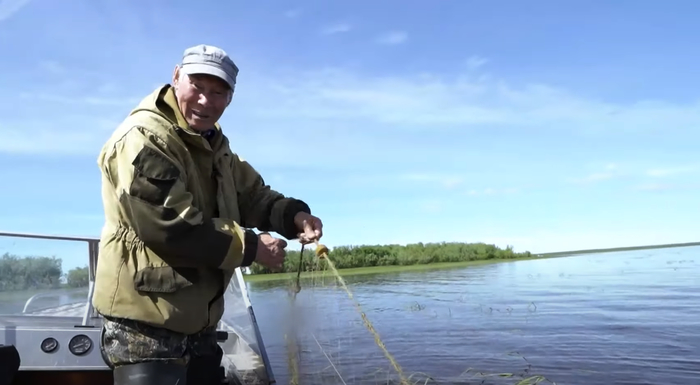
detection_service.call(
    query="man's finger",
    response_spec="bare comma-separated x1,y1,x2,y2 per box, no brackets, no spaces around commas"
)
297,233,313,244
310,218,323,238
303,219,314,232
300,220,314,239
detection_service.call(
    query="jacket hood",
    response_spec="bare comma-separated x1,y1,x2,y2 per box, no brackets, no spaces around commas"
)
129,84,223,137
129,84,189,130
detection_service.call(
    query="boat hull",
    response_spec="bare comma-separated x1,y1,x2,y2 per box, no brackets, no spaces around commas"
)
0,309,269,385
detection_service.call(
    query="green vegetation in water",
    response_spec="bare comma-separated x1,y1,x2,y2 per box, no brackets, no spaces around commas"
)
245,257,535,283
248,242,532,278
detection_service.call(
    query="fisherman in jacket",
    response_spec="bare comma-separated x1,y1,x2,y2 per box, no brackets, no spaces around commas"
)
93,44,324,385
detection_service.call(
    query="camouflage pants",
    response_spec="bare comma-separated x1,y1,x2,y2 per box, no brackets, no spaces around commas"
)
100,316,220,368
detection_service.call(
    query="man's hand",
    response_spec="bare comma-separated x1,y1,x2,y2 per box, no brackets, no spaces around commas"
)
254,232,288,272
294,212,323,244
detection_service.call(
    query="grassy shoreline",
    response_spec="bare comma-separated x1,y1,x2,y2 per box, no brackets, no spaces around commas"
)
243,256,535,283
243,241,700,283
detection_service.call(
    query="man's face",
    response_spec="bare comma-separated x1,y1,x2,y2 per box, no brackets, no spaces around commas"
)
172,67,231,131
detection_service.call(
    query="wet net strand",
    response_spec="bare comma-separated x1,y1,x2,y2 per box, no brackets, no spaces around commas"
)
285,241,411,385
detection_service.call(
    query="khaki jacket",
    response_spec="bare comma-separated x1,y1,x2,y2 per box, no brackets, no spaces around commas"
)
93,84,310,334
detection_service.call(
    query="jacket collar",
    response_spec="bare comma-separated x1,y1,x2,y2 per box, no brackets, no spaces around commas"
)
131,84,225,151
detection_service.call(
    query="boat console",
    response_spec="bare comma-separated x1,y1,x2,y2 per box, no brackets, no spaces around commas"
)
0,315,105,368
0,231,275,385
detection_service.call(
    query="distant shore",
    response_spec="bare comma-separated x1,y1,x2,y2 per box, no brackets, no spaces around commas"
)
243,241,700,283
243,256,536,283
537,241,700,257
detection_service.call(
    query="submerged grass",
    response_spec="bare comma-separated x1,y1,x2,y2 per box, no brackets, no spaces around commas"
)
280,245,558,385
320,351,558,385
244,256,549,283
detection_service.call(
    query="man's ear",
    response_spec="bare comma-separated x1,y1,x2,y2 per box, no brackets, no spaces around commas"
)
172,65,181,86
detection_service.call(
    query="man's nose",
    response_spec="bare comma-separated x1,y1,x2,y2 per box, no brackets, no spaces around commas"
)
198,93,210,106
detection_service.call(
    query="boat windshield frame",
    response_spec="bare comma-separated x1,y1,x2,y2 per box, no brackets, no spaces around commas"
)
0,231,99,325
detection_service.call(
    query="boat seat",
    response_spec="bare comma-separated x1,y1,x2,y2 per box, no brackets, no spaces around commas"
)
0,345,20,385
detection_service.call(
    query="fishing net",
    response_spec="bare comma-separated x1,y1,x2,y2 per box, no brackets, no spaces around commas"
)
251,243,558,385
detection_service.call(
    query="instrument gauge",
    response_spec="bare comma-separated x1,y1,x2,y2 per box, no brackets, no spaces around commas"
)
40,337,58,353
68,334,92,356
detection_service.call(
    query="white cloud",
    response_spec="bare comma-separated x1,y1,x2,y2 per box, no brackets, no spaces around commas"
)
0,0,31,21
646,165,696,177
239,68,700,134
0,126,106,155
320,22,352,35
465,55,488,70
19,92,138,107
569,162,698,186
5,60,700,159
633,182,700,192
375,31,408,45
0,84,137,154
567,163,621,184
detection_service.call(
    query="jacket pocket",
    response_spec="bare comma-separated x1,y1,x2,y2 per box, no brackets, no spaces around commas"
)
133,266,196,293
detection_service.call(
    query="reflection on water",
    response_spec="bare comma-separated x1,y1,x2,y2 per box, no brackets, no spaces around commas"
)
249,246,700,385
0,288,88,315
0,246,696,384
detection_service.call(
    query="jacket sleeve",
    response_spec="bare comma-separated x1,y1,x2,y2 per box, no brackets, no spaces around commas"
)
101,126,254,270
232,154,311,240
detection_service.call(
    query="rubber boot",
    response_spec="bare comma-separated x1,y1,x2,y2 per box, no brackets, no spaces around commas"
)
186,346,226,385
0,345,20,385
113,361,187,385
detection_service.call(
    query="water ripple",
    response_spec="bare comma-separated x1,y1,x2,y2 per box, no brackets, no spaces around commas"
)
251,246,700,385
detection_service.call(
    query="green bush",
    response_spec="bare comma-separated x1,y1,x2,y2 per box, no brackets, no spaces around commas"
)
249,242,532,274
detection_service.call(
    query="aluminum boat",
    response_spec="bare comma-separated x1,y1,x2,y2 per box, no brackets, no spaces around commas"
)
0,231,275,385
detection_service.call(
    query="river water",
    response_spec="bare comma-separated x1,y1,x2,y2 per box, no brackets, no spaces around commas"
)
248,246,700,385
0,246,697,384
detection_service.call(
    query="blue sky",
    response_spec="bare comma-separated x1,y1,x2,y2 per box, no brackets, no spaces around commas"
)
0,0,698,271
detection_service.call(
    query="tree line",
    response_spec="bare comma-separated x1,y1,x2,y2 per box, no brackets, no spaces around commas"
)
249,242,533,275
0,242,532,290
0,253,89,292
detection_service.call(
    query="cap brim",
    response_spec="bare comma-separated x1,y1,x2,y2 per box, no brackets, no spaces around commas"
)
181,63,235,90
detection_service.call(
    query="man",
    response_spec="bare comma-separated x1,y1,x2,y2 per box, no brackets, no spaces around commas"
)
93,44,323,385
